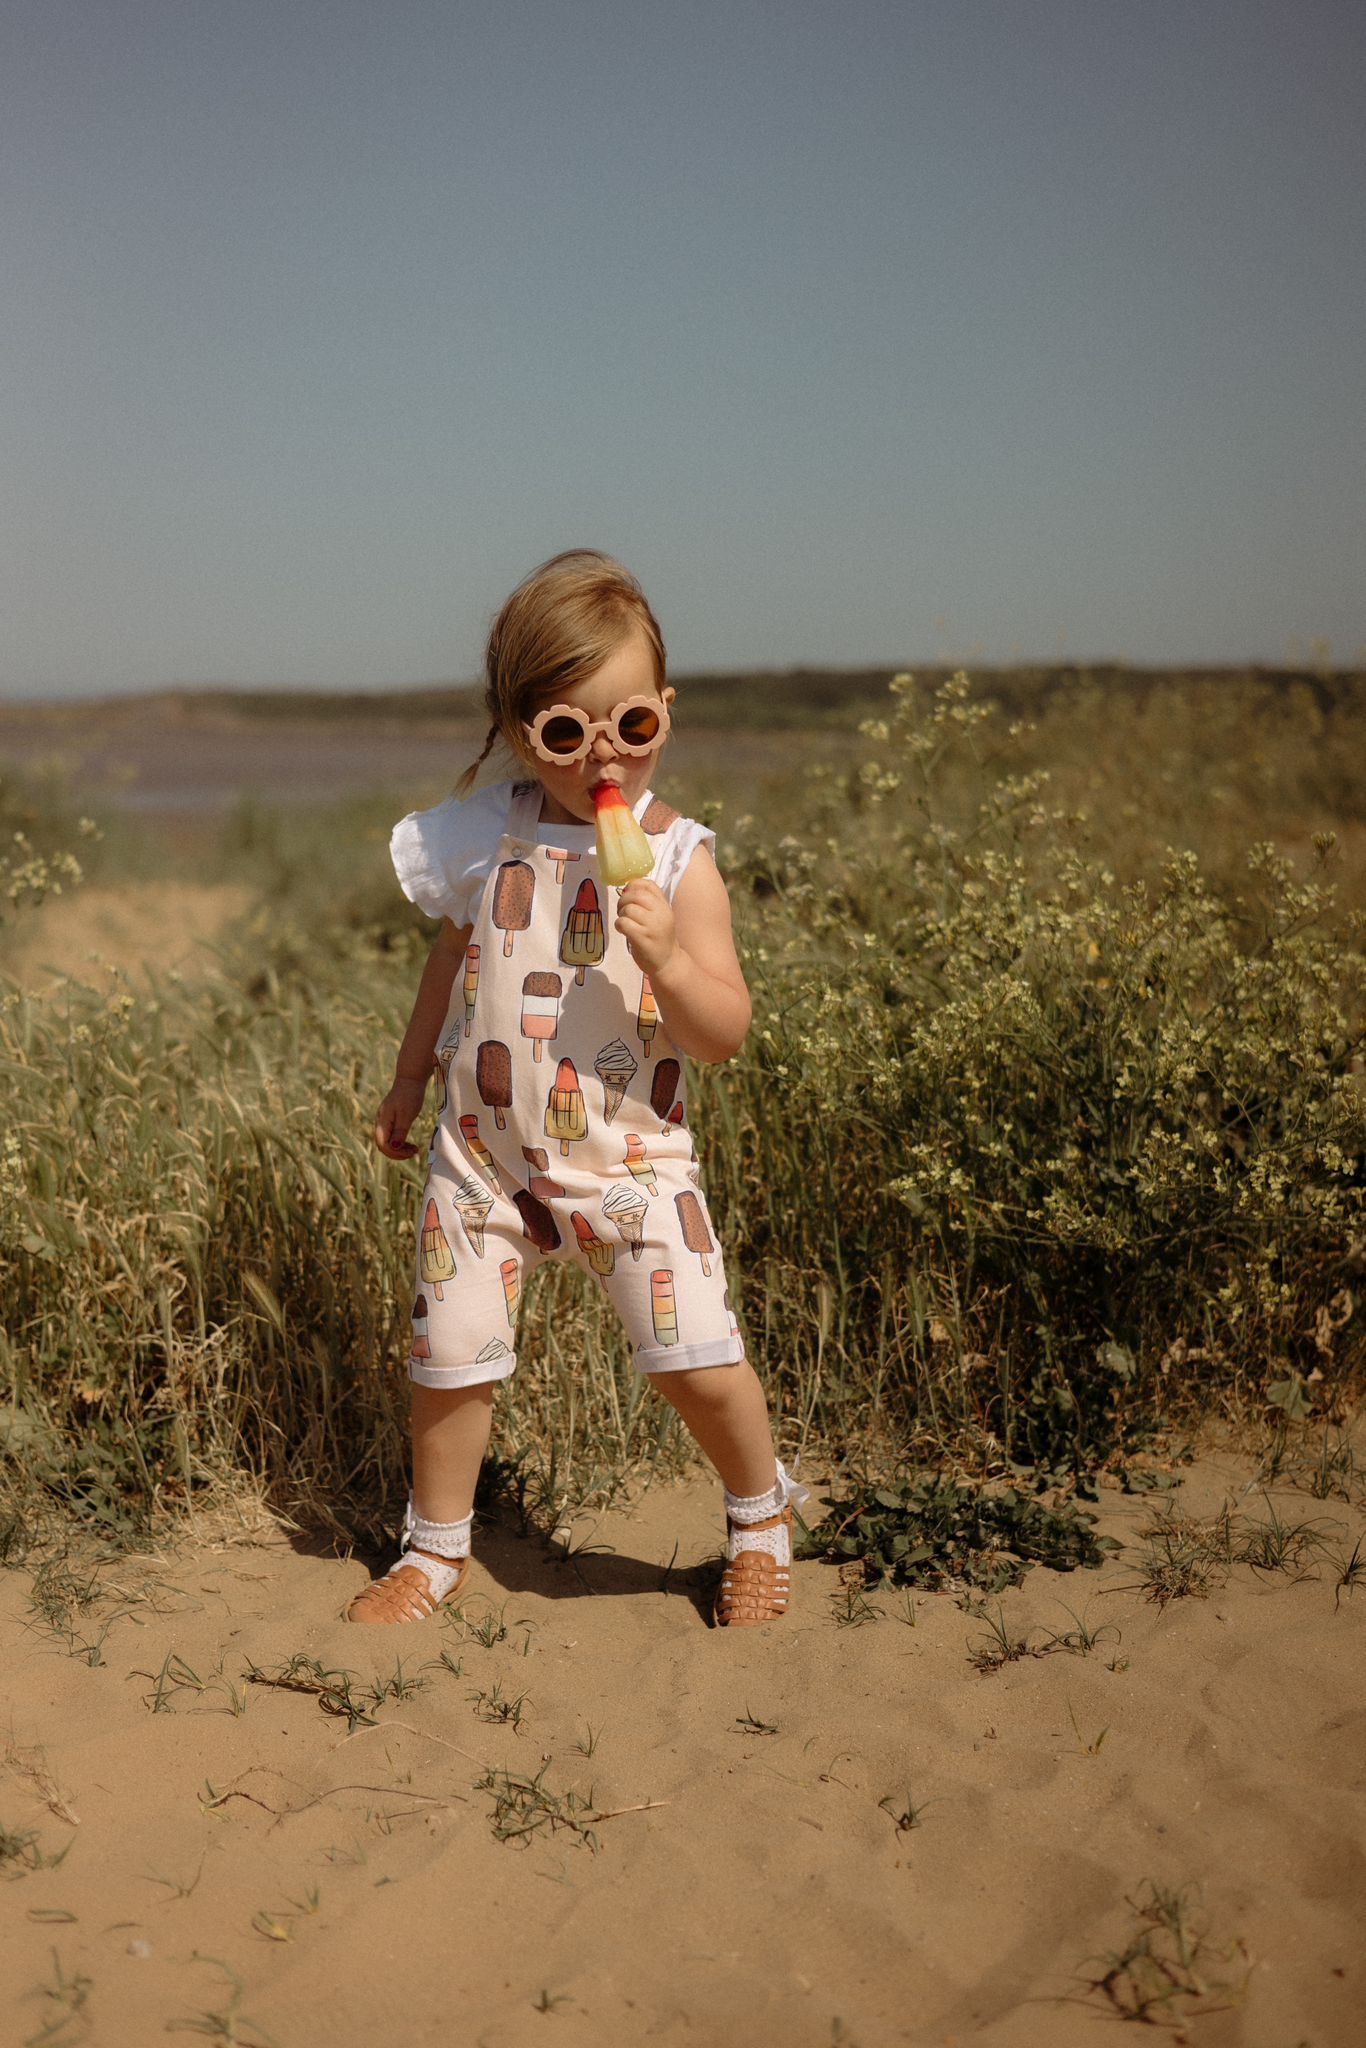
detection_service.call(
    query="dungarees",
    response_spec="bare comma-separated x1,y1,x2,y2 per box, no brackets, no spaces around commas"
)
409,782,744,1387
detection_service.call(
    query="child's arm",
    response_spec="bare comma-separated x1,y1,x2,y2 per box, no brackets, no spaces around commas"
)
614,846,751,1064
373,917,473,1159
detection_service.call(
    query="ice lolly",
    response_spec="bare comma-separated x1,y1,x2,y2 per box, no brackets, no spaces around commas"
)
451,1171,494,1257
410,1293,431,1361
590,781,654,885
514,1188,562,1253
650,1058,681,1129
462,944,481,1036
594,1035,638,1125
520,971,562,1062
571,1210,616,1279
602,1181,648,1260
636,975,658,1058
622,1133,657,1195
674,1189,714,1276
458,1113,500,1191
545,846,580,884
419,1198,456,1301
559,878,605,985
544,1056,588,1157
476,1040,513,1130
520,1145,565,1203
500,1258,521,1327
492,859,535,957
650,1268,678,1346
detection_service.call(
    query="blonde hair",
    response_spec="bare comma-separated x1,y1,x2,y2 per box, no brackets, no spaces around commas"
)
456,550,667,797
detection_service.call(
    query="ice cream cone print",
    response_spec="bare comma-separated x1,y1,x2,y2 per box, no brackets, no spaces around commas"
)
544,1057,588,1158
545,846,580,884
650,1268,679,1346
451,1172,494,1257
636,975,658,1058
500,1258,521,1327
477,1040,513,1130
602,1181,648,1260
476,1337,512,1365
419,1198,457,1301
650,1059,681,1131
560,879,605,985
462,944,481,1037
492,860,535,957
622,1133,657,1195
521,1145,564,1203
520,971,562,1063
571,1210,616,1279
593,1036,638,1126
458,1114,500,1191
674,1189,714,1276
410,1293,431,1362
513,1188,562,1252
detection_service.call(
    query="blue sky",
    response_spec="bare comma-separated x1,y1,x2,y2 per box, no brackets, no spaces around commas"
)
3,0,1363,697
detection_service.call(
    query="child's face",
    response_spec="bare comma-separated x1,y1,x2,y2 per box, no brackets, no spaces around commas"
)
517,628,674,830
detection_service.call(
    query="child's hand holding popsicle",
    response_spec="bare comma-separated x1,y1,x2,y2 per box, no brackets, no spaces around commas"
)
613,879,678,977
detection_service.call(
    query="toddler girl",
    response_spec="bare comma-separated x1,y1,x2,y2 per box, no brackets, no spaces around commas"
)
347,550,806,1629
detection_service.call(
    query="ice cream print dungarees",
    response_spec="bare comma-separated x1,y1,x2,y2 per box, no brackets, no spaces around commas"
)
409,783,744,1388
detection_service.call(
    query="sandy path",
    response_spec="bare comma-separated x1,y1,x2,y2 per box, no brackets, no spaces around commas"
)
2,1447,1362,2047
2,881,252,993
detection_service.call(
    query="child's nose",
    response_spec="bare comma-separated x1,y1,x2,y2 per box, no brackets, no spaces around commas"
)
589,731,618,761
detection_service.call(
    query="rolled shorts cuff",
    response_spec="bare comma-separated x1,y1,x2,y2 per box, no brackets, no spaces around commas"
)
636,1337,746,1375
408,1353,518,1390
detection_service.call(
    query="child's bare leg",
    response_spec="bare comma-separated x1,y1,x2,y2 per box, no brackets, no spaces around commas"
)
410,1381,495,1525
650,1358,776,1495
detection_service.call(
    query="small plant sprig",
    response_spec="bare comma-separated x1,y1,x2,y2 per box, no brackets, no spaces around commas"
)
798,1473,1118,1591
1081,1879,1249,2024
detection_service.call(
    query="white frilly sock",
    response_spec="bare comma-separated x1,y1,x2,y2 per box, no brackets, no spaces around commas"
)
724,1458,811,1565
388,1494,472,1602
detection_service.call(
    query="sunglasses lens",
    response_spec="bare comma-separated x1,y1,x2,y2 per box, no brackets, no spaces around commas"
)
617,705,661,748
539,714,586,756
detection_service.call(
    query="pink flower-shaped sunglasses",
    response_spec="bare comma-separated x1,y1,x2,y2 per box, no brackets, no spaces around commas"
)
522,694,671,764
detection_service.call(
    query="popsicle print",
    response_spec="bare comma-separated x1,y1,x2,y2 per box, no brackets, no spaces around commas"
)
513,1188,562,1253
544,1057,588,1158
492,860,535,957
521,1145,565,1203
674,1190,714,1276
571,1210,616,1279
560,878,605,985
622,1133,657,1196
458,1113,500,1192
477,1039,513,1130
650,1269,679,1346
419,1198,456,1302
462,944,481,1037
520,971,562,1063
544,846,580,884
410,1293,432,1362
636,975,658,1059
650,1059,681,1132
500,1258,521,1328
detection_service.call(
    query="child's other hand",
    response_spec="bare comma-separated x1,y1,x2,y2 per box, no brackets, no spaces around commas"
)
614,879,678,977
374,1075,429,1159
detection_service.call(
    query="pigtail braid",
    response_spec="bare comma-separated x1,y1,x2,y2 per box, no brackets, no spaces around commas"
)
454,720,502,799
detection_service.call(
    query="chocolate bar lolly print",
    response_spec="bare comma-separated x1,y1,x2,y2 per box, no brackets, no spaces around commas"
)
674,1190,713,1276
477,1040,513,1129
650,1059,681,1132
544,846,580,884
492,860,535,957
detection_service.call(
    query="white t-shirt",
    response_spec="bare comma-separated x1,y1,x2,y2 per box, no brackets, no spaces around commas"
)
390,780,716,929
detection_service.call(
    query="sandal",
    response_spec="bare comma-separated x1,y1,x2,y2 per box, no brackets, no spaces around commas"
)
715,1507,793,1628
344,1551,470,1625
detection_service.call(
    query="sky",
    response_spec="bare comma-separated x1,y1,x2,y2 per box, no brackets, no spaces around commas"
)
2,0,1364,698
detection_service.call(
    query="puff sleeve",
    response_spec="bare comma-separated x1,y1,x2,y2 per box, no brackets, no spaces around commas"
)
389,782,513,927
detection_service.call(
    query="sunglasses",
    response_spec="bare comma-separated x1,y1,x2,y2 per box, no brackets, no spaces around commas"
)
522,694,671,765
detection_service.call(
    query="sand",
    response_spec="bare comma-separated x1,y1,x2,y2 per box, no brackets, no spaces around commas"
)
2,1439,1362,2048
2,881,253,994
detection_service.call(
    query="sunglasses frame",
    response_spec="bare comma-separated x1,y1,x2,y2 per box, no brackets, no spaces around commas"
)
521,693,672,765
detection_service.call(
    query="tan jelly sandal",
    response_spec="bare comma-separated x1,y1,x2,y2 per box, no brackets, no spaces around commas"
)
714,1507,793,1628
344,1551,470,1625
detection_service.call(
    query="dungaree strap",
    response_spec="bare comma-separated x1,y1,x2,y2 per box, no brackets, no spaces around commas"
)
505,782,545,843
